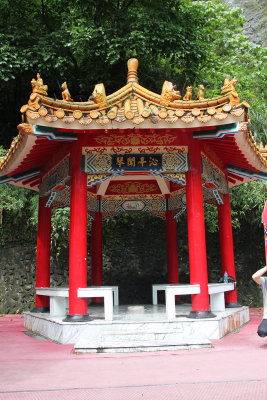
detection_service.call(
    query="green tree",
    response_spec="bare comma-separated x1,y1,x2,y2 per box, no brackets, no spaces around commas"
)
1,0,265,147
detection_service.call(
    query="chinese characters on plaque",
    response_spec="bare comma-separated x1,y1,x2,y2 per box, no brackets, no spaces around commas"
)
112,154,162,170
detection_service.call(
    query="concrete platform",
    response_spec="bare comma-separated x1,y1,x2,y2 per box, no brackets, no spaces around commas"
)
24,304,249,353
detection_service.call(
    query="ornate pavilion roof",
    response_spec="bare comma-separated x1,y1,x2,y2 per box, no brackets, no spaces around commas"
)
0,58,266,194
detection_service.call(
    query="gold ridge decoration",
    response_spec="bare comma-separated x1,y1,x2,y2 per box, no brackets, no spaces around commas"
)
245,127,267,167
160,81,181,106
238,122,249,132
213,112,228,120
231,107,244,117
0,133,24,170
91,83,107,108
45,115,58,122
183,86,192,101
107,107,118,119
259,143,267,160
62,116,74,124
78,117,93,125
141,107,151,118
136,98,145,115
61,82,73,101
166,115,178,124
127,58,139,83
132,116,145,124
197,114,211,123
223,104,232,112
17,123,34,135
207,108,216,115
38,107,48,117
90,110,100,119
175,109,184,117
31,73,48,95
19,61,248,131
181,114,195,124
150,104,160,115
27,93,40,110
192,108,201,116
96,115,110,125
26,110,40,120
159,109,168,119
73,110,83,119
20,104,28,113
221,77,239,105
197,85,205,101
124,98,134,119
56,109,65,119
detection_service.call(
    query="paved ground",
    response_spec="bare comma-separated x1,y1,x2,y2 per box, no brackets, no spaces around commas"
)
0,308,266,399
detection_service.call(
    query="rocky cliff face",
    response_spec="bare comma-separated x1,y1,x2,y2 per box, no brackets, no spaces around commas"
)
223,0,266,47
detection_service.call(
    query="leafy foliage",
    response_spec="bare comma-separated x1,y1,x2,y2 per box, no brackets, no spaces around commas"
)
205,180,267,233
0,0,266,147
0,147,30,240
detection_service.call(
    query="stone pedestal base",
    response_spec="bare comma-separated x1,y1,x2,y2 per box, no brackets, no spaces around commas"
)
24,304,249,353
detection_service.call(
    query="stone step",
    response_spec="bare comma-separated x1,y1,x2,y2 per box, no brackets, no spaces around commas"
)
74,329,211,353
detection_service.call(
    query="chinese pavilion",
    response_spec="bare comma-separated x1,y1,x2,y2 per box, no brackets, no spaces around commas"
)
1,58,266,322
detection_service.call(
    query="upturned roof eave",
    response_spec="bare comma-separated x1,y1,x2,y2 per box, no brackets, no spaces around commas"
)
1,58,266,183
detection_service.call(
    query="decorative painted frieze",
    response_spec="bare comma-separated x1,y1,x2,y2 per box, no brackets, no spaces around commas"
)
40,156,70,197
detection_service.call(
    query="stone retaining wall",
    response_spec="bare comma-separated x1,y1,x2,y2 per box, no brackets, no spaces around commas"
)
0,243,69,314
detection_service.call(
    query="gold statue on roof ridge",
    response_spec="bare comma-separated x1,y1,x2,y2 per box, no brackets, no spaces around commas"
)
31,73,48,95
183,86,192,101
160,81,181,106
61,82,73,101
221,77,239,105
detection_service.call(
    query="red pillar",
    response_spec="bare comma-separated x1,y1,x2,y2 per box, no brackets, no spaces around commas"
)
217,193,240,306
65,136,90,322
91,211,103,303
34,196,51,311
166,210,179,284
186,138,214,318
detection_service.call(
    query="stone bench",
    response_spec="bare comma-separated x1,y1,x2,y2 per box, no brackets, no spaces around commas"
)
152,282,235,320
208,282,235,312
152,284,201,321
78,287,117,321
36,286,119,321
36,287,69,317
152,284,201,305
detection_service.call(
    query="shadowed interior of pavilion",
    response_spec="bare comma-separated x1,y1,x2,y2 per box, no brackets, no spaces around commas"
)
1,58,266,351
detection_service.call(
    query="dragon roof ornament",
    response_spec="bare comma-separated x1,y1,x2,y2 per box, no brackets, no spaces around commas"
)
19,58,248,128
1,59,266,173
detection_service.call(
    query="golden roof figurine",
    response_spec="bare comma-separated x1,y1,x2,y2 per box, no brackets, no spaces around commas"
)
61,82,73,101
